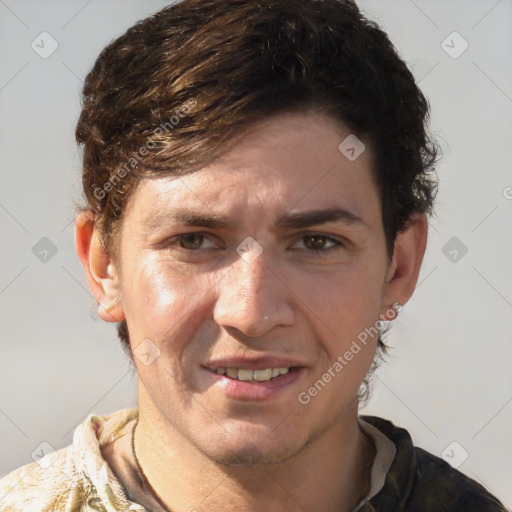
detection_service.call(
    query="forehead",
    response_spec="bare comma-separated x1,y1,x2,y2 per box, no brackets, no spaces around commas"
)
123,111,381,229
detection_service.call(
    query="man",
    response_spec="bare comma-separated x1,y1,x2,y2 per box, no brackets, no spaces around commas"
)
0,0,506,511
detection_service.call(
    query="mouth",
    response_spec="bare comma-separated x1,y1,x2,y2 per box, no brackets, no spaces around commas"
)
214,367,293,382
203,360,305,401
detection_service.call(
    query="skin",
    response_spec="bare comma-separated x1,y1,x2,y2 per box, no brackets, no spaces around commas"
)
76,111,428,512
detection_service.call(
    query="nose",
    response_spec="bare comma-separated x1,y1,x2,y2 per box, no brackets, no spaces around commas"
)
213,246,295,338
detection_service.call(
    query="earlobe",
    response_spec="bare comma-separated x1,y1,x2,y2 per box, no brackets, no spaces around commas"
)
381,213,428,317
75,212,125,323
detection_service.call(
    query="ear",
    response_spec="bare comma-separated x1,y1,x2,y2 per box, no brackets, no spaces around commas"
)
75,211,125,323
380,213,428,319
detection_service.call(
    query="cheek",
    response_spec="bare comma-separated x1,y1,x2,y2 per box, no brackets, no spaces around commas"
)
121,258,222,405
298,267,383,406
295,262,384,340
120,256,217,349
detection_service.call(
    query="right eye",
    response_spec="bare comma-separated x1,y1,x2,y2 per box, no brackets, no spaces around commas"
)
167,233,218,251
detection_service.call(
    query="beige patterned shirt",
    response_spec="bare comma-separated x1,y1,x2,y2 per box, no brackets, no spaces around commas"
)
0,408,145,511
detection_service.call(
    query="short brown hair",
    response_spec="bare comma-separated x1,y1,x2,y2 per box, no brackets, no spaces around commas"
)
76,0,439,397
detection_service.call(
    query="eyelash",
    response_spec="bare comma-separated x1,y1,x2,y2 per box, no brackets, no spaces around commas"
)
164,232,344,257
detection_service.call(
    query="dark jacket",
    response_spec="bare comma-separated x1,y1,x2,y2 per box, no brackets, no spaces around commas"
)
360,416,507,511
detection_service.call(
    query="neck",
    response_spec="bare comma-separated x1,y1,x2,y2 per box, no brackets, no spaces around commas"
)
133,387,374,512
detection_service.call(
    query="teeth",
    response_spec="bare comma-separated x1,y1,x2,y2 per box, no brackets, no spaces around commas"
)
237,369,253,381
215,367,292,382
226,367,238,378
253,369,272,381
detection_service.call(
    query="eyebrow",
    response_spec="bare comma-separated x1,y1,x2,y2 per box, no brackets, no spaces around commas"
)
143,206,367,231
273,207,367,230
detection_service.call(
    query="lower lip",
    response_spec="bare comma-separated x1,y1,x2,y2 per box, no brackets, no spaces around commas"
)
205,368,306,401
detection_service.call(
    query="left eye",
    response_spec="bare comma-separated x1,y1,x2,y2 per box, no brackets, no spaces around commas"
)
295,234,342,252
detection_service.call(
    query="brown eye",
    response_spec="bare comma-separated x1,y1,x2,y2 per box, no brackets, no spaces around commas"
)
178,234,206,250
302,235,337,250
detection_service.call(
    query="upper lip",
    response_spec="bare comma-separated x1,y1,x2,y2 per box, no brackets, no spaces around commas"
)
204,356,307,371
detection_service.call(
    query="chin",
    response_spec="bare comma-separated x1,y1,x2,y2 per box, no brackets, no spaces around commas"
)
211,444,294,468
201,429,313,469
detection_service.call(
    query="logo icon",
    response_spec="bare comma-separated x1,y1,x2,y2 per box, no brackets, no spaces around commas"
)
32,237,58,263
338,134,365,161
31,32,59,59
133,338,161,366
441,32,469,59
236,237,263,263
442,236,468,263
441,441,469,469
31,441,59,469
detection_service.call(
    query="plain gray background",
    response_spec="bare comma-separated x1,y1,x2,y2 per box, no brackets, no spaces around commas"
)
1,0,511,507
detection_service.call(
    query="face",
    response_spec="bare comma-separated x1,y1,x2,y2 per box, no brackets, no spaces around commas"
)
113,111,392,465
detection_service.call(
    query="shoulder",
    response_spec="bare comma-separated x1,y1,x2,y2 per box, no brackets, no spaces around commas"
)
360,415,507,512
0,407,139,512
411,446,507,512
0,446,94,512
